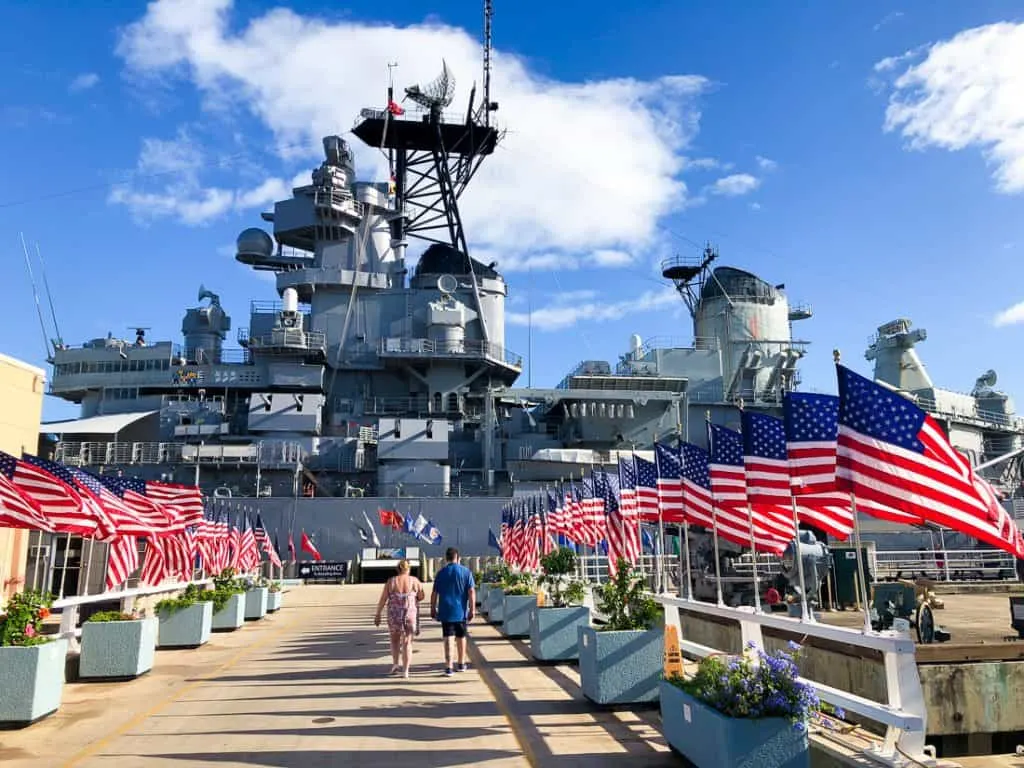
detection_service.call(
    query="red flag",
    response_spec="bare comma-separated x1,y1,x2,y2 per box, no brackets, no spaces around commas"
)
301,530,322,561
386,100,405,116
288,531,296,561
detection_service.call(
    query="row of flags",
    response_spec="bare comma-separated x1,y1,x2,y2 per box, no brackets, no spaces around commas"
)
0,448,332,592
499,364,1024,574
376,508,443,546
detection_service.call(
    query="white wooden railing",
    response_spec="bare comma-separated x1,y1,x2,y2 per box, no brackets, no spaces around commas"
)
656,595,937,767
51,580,211,651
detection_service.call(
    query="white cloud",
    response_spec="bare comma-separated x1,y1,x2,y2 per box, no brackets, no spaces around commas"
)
755,155,777,171
709,173,760,197
109,129,293,224
507,288,678,331
69,72,100,92
876,23,1024,193
994,300,1024,327
873,11,904,32
114,0,710,258
682,157,720,171
749,202,762,211
591,249,635,267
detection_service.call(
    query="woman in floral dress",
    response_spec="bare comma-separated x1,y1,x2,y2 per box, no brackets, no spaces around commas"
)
374,559,424,678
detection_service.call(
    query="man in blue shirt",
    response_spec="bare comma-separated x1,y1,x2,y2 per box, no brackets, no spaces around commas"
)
430,546,476,676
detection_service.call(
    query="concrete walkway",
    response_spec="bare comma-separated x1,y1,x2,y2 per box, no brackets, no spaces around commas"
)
0,585,671,768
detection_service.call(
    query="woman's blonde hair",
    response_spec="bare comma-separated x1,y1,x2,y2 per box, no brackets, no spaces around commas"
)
396,559,410,574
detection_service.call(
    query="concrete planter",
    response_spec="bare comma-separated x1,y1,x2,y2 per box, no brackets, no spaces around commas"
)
529,605,591,661
0,638,68,727
212,594,245,631
80,617,158,680
158,602,213,648
486,587,505,624
244,587,269,620
477,583,492,607
501,594,536,638
577,625,663,705
267,590,283,612
660,681,809,767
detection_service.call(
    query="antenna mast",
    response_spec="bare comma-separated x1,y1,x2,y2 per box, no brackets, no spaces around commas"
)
482,0,494,128
35,242,63,349
20,233,52,359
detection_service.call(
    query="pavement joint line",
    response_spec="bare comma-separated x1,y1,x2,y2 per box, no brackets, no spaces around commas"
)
58,609,305,768
466,626,539,768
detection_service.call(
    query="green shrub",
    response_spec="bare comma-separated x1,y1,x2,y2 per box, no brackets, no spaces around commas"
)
538,547,588,608
596,559,659,631
86,610,138,623
0,591,54,647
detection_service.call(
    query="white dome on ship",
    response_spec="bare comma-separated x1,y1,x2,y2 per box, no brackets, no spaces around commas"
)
236,228,275,259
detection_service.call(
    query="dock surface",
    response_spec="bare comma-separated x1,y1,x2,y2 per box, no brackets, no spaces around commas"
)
0,585,672,767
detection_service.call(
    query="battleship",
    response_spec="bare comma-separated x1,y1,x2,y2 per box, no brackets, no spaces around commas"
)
30,6,1024,577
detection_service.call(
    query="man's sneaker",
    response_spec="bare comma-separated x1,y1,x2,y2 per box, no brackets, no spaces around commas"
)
457,663,469,672
444,667,454,677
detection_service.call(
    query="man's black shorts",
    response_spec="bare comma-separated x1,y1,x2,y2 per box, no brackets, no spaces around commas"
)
441,621,468,638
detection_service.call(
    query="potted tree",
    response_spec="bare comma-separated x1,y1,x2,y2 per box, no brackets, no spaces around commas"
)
0,589,67,726
577,559,663,704
266,581,283,612
244,576,270,621
530,547,589,661
79,609,158,680
211,569,248,631
500,572,537,639
155,583,214,649
661,641,817,767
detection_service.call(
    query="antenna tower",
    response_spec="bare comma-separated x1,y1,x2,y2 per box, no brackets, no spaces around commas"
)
661,243,718,318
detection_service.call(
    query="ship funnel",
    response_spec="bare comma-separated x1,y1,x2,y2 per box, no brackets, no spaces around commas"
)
282,287,299,314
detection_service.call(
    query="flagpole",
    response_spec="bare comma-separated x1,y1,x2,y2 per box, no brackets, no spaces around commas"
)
676,436,694,601
831,350,873,633
790,494,812,622
706,413,724,606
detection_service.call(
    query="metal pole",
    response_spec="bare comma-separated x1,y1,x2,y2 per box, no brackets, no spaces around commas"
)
746,505,762,613
850,493,873,633
790,495,812,621
80,538,95,596
57,533,73,598
682,524,693,600
711,507,724,606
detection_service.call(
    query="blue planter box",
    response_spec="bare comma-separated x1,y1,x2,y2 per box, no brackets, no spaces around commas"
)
0,638,68,726
213,594,245,631
578,625,662,704
244,587,269,620
80,618,157,680
660,681,809,768
530,605,590,661
267,590,283,612
477,583,492,607
501,594,536,638
158,601,213,648
486,588,505,623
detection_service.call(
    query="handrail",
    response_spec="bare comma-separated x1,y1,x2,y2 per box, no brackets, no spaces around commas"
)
655,594,933,766
51,579,212,651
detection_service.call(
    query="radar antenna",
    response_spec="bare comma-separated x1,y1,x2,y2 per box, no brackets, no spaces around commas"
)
661,243,718,318
404,60,457,116
198,284,221,306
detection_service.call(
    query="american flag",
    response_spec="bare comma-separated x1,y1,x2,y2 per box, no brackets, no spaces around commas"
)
0,469,51,531
597,469,629,575
15,453,114,538
836,364,1024,557
654,442,685,523
103,476,184,534
738,411,799,539
680,442,715,529
255,514,282,568
105,536,140,591
69,468,157,539
144,481,204,526
634,456,660,521
615,458,642,565
139,536,167,586
706,424,788,553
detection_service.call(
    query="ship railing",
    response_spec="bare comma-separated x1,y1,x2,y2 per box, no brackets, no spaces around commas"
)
311,188,364,217
249,299,312,315
378,337,522,368
873,548,1017,582
246,329,327,353
911,394,1022,429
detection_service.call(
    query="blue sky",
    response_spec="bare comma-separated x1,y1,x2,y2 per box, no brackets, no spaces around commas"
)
2,0,1024,422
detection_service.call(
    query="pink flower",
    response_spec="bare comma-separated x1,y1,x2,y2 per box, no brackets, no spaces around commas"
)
24,624,36,638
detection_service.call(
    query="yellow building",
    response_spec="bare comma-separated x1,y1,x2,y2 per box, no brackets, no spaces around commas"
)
0,352,46,603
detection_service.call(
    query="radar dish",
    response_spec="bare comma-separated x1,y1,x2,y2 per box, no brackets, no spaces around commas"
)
979,369,998,388
437,274,458,295
405,60,457,112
